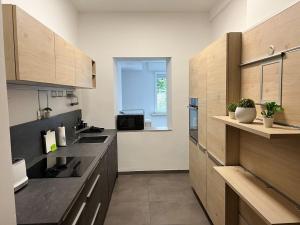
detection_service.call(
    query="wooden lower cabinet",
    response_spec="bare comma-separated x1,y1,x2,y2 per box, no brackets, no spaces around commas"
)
62,137,118,225
189,139,207,208
206,154,225,225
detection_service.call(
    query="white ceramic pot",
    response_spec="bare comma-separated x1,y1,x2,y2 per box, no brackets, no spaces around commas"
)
263,117,274,128
44,111,51,119
228,111,236,119
235,107,257,123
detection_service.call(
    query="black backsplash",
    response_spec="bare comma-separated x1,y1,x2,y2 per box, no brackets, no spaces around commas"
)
10,110,82,164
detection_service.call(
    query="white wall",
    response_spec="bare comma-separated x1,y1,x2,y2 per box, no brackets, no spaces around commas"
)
246,0,300,28
78,12,211,171
0,4,17,225
210,0,300,40
2,0,81,126
210,0,247,40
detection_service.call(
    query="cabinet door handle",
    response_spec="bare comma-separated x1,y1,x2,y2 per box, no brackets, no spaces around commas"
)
87,174,101,198
90,202,102,225
72,202,86,225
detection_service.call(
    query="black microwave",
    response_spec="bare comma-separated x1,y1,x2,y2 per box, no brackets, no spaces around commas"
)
117,114,144,130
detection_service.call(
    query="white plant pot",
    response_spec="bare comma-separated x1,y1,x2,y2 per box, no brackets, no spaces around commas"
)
44,111,51,119
263,117,274,128
235,107,257,123
229,111,236,119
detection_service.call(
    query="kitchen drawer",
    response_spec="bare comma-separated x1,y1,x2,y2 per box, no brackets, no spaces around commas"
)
85,156,109,225
206,153,225,225
61,156,107,225
61,184,88,225
89,173,109,225
189,140,207,208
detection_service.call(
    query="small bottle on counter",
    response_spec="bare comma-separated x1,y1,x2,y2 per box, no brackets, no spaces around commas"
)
57,123,67,147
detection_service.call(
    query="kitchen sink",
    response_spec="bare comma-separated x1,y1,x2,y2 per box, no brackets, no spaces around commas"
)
77,135,108,143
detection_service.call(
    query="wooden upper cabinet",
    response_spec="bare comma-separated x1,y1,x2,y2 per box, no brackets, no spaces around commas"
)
2,4,95,88
54,34,76,86
75,48,93,88
4,5,55,83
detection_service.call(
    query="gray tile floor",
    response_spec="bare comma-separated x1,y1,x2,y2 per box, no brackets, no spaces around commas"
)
104,173,211,225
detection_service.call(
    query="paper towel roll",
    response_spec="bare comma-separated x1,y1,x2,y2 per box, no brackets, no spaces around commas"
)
57,126,66,146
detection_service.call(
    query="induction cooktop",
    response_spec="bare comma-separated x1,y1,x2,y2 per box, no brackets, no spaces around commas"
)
27,156,95,178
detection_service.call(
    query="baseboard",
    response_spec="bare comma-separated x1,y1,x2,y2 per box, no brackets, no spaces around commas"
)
118,170,189,175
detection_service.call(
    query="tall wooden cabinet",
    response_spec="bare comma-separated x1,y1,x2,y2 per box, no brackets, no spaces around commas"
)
2,4,96,88
189,33,241,225
206,33,241,164
189,49,208,210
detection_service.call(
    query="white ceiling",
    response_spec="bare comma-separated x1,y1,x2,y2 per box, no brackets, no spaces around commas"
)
71,0,225,13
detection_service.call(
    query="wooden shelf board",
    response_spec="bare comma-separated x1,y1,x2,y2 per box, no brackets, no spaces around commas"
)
215,166,300,225
213,116,300,139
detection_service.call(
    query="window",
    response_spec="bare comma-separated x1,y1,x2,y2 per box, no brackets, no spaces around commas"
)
115,58,170,129
155,73,167,114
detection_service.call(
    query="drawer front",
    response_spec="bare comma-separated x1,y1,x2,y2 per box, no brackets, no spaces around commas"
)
85,156,109,225
62,156,107,225
91,173,109,225
206,154,225,225
85,174,109,225
61,185,88,225
189,140,207,208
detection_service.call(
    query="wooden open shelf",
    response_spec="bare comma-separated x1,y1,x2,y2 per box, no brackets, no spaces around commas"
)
213,116,300,139
215,166,300,225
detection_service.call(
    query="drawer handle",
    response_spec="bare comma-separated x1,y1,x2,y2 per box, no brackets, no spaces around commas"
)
90,202,102,225
87,174,101,198
72,202,86,225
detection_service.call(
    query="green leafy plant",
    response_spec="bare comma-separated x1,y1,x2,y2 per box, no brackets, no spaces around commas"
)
261,102,284,118
43,107,52,112
238,98,255,108
227,103,238,112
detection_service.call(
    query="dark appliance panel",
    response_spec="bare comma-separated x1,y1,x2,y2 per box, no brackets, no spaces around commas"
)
27,156,95,178
117,114,144,130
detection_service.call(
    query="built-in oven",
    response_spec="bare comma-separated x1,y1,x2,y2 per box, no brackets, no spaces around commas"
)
189,98,198,143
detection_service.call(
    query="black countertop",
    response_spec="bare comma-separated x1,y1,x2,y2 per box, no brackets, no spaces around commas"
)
14,129,117,225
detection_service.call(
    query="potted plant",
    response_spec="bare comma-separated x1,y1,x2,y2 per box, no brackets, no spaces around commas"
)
227,103,238,119
235,98,257,123
261,102,284,128
43,107,52,119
